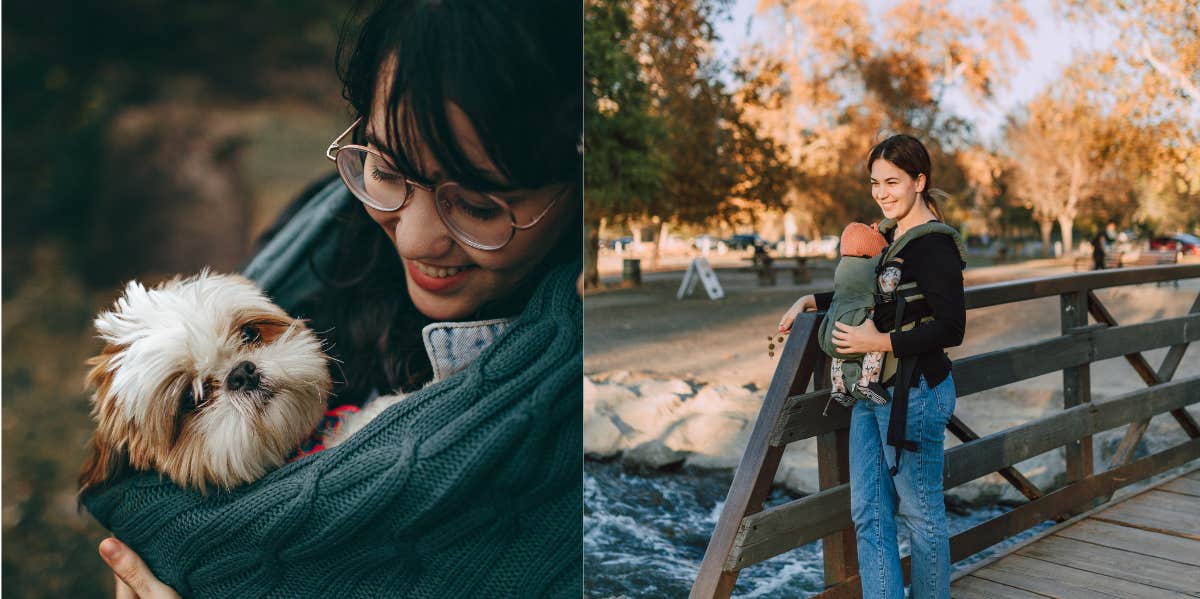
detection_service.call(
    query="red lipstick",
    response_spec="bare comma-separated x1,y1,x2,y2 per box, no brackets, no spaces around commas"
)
404,260,475,293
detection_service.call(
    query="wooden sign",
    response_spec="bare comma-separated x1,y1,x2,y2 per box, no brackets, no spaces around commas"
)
678,257,725,300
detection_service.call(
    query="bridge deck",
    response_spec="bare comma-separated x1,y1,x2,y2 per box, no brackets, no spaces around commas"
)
953,467,1200,598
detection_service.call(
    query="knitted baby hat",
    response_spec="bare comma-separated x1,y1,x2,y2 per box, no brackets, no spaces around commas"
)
840,222,888,258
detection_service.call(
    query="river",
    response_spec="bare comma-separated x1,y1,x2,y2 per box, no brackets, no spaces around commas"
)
584,460,1054,598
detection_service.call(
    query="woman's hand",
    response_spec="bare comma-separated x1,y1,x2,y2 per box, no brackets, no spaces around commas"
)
832,320,892,354
778,294,817,333
99,537,181,599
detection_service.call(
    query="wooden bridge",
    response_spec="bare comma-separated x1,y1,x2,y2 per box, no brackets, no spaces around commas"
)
954,465,1200,597
691,264,1200,598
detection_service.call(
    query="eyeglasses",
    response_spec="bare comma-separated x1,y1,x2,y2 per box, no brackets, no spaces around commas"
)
325,117,562,251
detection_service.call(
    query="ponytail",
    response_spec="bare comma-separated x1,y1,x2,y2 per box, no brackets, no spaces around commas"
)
923,188,950,222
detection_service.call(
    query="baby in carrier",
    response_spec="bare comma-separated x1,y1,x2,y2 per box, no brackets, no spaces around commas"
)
819,222,903,407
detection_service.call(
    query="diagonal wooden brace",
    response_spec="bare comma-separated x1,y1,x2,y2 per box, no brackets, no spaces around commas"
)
1090,290,1200,467
946,415,1044,501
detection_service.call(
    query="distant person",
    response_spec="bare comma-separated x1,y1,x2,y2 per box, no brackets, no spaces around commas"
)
1093,221,1117,270
779,134,965,599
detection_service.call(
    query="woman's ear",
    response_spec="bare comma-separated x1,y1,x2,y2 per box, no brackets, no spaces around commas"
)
915,173,926,194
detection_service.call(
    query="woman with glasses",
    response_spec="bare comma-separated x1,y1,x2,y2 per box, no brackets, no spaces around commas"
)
85,1,582,597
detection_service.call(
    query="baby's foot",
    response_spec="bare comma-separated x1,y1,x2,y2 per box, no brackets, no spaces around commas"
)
831,390,857,408
857,381,891,405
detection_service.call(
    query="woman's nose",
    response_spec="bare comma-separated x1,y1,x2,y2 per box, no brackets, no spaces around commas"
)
392,187,455,256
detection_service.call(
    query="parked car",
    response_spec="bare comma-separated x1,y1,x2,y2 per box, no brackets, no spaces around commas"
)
599,236,634,250
725,233,768,250
1148,233,1200,256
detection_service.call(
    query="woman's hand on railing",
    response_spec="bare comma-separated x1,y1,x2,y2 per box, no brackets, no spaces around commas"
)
99,537,180,599
779,294,817,333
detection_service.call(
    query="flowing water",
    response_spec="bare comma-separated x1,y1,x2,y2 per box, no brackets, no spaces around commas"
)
584,460,1054,598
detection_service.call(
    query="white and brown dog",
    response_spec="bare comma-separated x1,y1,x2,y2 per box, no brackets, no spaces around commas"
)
79,272,332,494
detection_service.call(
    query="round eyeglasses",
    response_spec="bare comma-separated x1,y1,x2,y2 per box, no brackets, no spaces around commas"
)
325,117,563,251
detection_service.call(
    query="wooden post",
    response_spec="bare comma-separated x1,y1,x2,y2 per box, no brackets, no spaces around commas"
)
814,352,858,586
1060,291,1094,486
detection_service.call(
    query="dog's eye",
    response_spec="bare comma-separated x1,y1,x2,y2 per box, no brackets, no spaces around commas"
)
240,324,261,345
180,386,197,412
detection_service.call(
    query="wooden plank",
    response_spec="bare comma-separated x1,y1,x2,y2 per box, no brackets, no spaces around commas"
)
690,313,822,599
952,575,1052,599
1055,519,1200,567
947,415,1044,500
963,264,1200,310
971,553,1191,599
1093,490,1200,540
1061,291,1094,486
1016,535,1200,596
1160,476,1200,498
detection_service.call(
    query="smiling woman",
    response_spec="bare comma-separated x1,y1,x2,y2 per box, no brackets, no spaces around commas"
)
81,1,583,597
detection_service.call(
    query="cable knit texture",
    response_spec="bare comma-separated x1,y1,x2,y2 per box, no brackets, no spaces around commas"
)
83,262,583,598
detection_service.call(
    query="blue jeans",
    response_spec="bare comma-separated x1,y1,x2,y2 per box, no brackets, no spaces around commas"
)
849,373,956,599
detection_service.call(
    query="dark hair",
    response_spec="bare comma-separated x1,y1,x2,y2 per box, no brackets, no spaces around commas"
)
293,0,582,407
867,134,944,221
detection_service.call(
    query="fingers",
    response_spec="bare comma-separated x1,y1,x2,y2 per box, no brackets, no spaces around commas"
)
778,313,795,333
99,537,180,599
115,576,137,599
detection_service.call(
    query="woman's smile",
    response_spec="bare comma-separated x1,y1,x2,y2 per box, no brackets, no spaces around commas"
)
404,258,478,292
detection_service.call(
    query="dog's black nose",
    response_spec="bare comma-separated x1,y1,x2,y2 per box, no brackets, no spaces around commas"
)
226,361,260,392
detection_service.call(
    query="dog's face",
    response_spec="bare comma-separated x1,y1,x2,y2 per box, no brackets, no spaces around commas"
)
79,272,330,493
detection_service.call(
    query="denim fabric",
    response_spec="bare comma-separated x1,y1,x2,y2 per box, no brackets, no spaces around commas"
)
849,373,956,599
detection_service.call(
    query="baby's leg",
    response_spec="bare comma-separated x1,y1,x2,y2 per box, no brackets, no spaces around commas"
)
856,351,891,405
830,358,856,407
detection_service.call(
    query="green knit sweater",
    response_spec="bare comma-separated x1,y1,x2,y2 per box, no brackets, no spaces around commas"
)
83,194,583,596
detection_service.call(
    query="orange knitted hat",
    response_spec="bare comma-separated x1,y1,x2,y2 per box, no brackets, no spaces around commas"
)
841,222,887,258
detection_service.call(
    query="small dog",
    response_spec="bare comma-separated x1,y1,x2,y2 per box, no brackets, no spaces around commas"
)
79,272,332,493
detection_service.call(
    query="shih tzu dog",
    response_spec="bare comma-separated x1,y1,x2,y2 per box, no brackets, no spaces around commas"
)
79,272,332,494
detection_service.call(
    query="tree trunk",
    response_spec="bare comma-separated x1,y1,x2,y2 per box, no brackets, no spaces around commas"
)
1057,216,1075,258
651,220,669,270
1039,219,1054,258
585,215,601,289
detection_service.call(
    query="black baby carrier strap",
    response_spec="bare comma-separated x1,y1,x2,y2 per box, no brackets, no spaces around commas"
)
873,218,965,476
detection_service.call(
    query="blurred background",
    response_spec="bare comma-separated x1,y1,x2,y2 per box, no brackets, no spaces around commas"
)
584,0,1200,284
3,2,356,596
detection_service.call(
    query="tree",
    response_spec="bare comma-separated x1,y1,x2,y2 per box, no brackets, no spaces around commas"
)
746,0,1032,231
584,0,670,286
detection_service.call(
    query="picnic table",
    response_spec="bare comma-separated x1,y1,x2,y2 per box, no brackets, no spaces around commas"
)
740,254,811,286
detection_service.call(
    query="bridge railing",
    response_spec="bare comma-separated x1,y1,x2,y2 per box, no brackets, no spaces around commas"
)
691,263,1200,599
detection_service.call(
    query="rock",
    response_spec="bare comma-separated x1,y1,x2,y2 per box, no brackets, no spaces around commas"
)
624,439,687,469
584,412,624,458
668,413,752,469
636,378,694,399
612,392,686,447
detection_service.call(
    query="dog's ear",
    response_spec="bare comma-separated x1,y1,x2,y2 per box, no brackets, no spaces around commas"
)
78,430,129,495
79,343,130,495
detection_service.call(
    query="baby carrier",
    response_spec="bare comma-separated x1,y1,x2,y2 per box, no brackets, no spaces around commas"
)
818,217,967,474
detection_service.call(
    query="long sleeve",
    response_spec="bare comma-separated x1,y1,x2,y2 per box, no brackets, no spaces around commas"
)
814,291,834,311
888,234,966,358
